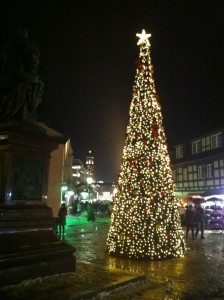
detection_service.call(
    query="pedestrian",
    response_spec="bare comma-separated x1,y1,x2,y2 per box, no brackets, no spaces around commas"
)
108,203,113,217
77,202,82,216
87,203,95,221
58,203,68,235
185,205,195,238
195,203,205,239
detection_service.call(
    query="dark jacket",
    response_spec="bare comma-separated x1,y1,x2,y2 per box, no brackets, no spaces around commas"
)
195,206,205,223
185,207,195,224
58,205,68,225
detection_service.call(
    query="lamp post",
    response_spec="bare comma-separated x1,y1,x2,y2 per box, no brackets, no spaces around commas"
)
86,176,93,202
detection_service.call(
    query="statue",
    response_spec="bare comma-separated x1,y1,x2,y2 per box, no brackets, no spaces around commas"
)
0,28,44,122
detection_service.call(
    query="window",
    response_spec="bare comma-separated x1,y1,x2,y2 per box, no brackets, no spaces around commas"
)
211,132,222,149
192,140,202,154
206,163,213,178
172,170,177,182
220,168,224,177
183,168,188,180
198,165,204,179
176,145,183,159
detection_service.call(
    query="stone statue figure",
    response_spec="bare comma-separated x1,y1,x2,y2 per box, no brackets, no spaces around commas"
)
0,28,44,122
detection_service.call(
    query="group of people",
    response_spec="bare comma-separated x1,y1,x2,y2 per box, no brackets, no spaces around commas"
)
184,203,205,239
56,200,108,234
68,199,113,217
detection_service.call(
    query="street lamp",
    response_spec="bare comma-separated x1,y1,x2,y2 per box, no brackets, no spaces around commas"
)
86,177,93,202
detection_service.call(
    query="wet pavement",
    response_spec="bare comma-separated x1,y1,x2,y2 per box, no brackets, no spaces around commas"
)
2,215,224,299
66,216,224,299
59,216,224,299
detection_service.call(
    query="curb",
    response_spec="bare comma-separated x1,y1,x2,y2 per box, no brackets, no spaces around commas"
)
70,274,147,300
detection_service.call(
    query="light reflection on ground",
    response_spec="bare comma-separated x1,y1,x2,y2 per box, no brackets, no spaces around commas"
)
64,216,224,299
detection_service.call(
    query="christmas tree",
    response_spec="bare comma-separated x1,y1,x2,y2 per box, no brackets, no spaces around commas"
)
107,30,185,259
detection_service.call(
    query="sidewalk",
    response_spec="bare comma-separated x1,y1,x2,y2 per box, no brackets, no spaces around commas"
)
1,215,224,299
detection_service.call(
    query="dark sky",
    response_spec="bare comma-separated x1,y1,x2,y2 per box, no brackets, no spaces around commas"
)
0,0,223,182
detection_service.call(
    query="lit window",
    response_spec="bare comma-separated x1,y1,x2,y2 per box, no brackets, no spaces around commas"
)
211,132,222,149
198,165,204,179
172,170,177,182
176,145,183,159
206,163,213,178
183,168,188,180
192,140,202,154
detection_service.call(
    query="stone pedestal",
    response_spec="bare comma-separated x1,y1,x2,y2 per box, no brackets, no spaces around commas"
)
0,122,76,287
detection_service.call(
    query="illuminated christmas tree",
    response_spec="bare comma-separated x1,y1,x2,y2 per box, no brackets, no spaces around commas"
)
107,30,185,259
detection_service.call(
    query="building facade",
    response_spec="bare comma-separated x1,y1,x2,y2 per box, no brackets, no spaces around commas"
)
72,158,88,186
171,128,224,203
37,122,74,216
72,156,116,203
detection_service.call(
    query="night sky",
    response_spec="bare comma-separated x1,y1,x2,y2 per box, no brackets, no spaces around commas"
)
0,0,223,182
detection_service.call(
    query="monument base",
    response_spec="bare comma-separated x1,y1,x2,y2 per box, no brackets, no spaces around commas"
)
0,203,76,287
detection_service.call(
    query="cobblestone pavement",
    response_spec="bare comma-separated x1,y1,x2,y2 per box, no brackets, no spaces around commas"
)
2,215,224,299
65,216,224,299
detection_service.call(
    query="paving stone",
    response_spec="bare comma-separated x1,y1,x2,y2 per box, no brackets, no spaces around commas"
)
2,215,224,299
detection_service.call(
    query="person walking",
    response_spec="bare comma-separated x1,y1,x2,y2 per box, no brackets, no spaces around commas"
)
195,203,205,239
185,205,195,238
87,203,95,221
58,203,68,235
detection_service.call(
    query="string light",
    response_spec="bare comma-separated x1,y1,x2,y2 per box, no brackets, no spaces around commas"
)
107,30,185,259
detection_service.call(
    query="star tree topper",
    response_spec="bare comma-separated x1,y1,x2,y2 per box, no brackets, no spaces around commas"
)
136,29,151,46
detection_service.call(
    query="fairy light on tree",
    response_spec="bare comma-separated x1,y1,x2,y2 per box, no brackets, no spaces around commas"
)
107,29,185,259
